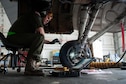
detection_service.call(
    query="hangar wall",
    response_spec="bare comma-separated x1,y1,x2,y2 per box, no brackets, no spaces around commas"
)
0,2,11,36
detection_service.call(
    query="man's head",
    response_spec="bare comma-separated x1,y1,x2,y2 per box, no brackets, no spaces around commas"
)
43,12,53,25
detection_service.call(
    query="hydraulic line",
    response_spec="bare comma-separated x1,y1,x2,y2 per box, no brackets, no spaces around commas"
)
115,50,126,64
89,50,126,68
90,62,121,69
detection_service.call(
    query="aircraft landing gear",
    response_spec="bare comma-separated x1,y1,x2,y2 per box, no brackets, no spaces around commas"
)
59,40,93,69
59,1,104,70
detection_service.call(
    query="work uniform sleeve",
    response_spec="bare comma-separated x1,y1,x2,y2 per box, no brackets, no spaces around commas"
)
32,13,44,29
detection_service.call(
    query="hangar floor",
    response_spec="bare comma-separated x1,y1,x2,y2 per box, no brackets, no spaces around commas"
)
0,68,126,84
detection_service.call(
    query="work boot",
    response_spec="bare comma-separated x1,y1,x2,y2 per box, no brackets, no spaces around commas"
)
24,59,44,76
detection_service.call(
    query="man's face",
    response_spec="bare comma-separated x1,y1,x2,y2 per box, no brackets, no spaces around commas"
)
43,14,53,25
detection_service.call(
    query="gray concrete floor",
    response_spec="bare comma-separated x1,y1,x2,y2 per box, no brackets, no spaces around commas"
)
0,68,126,84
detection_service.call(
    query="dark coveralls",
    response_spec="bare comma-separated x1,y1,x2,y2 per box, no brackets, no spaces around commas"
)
7,12,44,62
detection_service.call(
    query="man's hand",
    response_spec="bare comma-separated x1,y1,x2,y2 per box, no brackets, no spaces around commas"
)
44,38,61,44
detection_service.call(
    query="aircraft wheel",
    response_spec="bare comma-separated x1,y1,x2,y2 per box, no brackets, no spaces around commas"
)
59,40,92,68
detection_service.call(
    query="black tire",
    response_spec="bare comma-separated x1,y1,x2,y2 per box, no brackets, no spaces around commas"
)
59,40,92,68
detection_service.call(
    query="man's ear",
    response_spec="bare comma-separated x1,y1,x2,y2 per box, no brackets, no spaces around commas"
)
40,13,46,17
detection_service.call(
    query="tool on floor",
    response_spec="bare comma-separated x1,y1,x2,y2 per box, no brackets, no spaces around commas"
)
48,58,95,77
